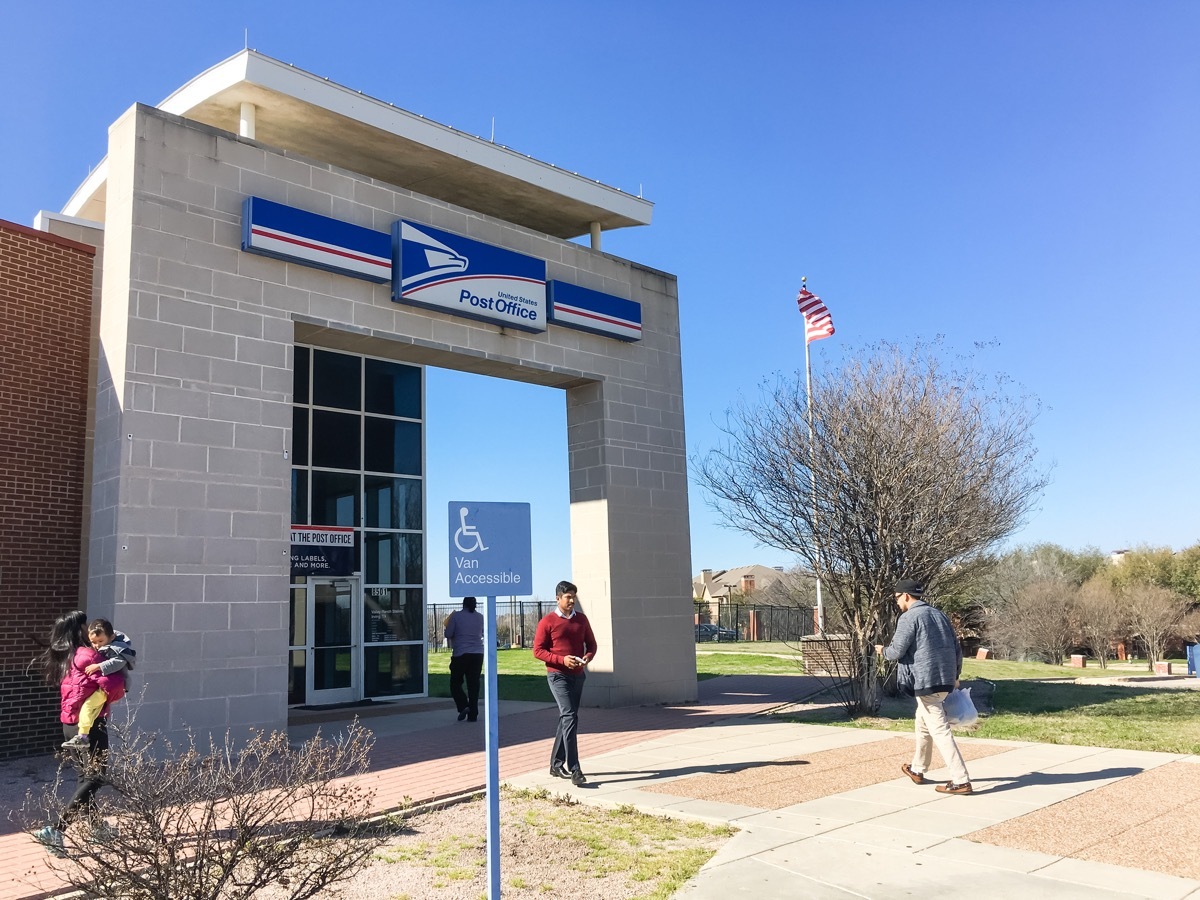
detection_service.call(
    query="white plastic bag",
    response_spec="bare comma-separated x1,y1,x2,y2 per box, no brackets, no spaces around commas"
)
942,687,978,727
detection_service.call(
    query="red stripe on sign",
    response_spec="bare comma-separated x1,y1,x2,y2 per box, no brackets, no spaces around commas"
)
554,304,642,332
252,227,391,270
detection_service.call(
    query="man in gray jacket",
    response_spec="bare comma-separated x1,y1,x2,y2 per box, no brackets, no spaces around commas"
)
882,578,972,795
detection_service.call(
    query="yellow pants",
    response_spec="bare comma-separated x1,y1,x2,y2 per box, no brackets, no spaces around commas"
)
78,688,108,734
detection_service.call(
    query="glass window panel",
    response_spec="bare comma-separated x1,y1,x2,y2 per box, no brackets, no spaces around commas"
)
289,588,307,646
365,357,421,419
313,648,352,690
293,346,310,405
364,588,423,642
291,408,309,466
288,648,306,705
364,476,421,530
291,469,308,525
364,418,421,475
312,349,361,411
310,472,359,526
365,532,423,585
313,582,353,648
364,645,423,697
311,410,360,470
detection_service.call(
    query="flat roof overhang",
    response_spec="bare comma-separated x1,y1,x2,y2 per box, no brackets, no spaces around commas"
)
63,50,652,240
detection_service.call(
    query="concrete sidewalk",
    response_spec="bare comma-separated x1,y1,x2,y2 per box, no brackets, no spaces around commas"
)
508,718,1200,899
5,674,1199,899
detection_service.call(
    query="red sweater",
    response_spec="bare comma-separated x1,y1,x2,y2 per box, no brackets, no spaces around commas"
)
533,611,597,676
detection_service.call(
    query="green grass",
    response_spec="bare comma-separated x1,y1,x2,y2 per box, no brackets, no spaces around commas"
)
961,658,1156,681
794,661,1200,754
427,646,806,697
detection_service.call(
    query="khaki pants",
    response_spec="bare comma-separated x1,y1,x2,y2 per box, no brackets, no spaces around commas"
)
912,692,970,785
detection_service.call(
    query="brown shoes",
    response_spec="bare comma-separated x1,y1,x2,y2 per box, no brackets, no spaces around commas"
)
935,781,973,795
900,764,926,785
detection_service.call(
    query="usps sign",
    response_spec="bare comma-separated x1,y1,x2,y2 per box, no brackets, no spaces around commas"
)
394,221,547,333
448,502,532,596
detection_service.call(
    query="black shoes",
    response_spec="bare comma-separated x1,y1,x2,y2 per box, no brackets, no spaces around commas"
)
549,764,588,785
467,714,478,722
457,710,468,721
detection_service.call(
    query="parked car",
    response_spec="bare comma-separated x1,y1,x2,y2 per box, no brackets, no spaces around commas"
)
695,623,738,643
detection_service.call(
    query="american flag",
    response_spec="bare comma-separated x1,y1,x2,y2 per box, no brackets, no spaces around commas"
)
797,288,835,344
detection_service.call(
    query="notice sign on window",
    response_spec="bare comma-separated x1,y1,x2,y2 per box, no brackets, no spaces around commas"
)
290,526,356,576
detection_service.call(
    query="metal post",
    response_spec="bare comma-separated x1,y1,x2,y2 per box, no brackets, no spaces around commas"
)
805,317,825,634
484,595,501,898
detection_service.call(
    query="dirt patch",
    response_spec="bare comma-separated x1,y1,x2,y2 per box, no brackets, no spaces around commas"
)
252,788,734,900
642,735,1011,808
967,759,1200,880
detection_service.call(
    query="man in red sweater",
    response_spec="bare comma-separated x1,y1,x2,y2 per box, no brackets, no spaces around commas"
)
533,580,597,786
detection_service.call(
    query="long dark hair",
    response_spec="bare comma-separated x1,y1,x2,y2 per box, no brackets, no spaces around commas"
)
34,610,88,685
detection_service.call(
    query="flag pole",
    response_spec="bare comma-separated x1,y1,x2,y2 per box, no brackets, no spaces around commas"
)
802,276,825,634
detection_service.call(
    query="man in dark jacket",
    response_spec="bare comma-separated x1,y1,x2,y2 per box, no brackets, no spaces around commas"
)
882,578,972,795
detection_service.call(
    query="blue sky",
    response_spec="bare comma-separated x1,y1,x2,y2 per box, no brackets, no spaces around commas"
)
3,2,1197,604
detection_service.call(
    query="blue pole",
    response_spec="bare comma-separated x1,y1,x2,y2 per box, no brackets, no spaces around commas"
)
485,595,501,898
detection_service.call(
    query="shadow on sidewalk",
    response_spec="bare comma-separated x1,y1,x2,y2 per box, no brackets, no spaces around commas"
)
972,766,1145,794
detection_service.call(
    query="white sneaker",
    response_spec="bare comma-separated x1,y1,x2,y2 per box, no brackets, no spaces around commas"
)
33,825,66,857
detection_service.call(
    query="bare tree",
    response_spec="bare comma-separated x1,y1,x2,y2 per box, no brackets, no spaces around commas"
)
978,544,1111,661
1076,577,1126,668
696,341,1048,713
1125,583,1189,669
1008,577,1079,664
23,720,384,900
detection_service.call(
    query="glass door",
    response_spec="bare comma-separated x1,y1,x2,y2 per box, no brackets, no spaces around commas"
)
308,577,360,704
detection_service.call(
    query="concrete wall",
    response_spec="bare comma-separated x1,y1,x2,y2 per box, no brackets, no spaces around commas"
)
90,104,694,742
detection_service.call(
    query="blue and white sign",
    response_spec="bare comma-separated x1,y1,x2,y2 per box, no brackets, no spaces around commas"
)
395,221,547,333
447,502,532,596
290,525,357,576
548,280,643,342
242,197,392,282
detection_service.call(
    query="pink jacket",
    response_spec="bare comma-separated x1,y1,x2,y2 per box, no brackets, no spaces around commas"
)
59,646,125,724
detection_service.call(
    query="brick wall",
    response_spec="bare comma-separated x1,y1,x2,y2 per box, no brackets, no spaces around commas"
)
0,219,94,758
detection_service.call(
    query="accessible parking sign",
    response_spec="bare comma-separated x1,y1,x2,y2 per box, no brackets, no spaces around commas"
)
447,502,532,597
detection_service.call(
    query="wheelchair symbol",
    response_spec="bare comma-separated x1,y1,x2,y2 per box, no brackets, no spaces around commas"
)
454,506,489,553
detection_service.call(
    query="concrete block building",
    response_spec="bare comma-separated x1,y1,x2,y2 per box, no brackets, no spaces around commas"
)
1,50,695,756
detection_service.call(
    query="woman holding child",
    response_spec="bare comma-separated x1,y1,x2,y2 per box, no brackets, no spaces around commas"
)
32,610,135,856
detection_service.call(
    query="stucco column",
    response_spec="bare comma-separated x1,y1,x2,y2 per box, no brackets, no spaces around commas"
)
566,377,696,707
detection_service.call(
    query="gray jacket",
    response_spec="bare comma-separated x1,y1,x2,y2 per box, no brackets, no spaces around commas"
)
97,631,136,678
882,600,961,697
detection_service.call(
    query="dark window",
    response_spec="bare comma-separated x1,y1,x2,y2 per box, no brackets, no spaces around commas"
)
312,349,361,411
364,476,421,530
290,588,307,645
288,648,306,705
311,410,360,470
293,346,310,405
364,417,421,475
365,357,421,418
291,408,309,466
365,532,423,585
310,471,360,526
313,649,352,690
364,645,423,697
364,588,422,642
291,469,309,524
